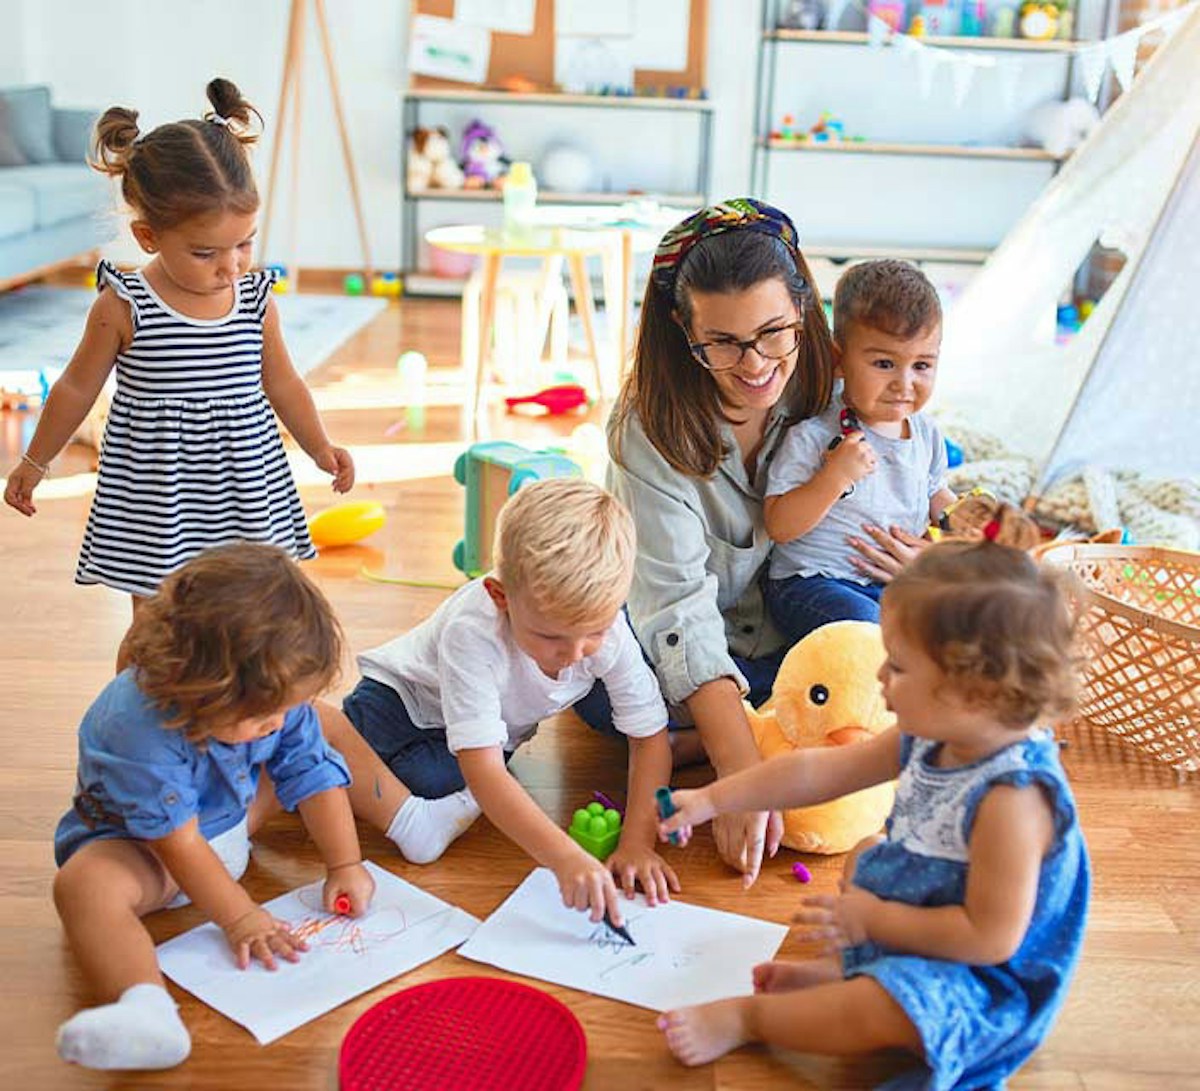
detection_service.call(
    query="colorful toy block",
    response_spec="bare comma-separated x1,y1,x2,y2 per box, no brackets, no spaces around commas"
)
452,441,581,577
568,802,622,860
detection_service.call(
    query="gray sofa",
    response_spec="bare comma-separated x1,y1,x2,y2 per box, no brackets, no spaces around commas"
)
0,85,111,286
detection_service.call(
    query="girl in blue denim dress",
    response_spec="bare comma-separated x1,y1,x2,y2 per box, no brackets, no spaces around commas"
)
52,544,374,1073
655,514,1089,1089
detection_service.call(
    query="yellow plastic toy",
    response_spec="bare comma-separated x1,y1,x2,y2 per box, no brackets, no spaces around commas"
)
308,500,386,549
746,620,896,854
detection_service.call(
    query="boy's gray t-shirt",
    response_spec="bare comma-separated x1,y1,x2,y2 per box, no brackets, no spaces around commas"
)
766,392,948,583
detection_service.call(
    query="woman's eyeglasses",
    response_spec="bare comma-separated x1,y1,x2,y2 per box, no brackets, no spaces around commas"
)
687,319,805,372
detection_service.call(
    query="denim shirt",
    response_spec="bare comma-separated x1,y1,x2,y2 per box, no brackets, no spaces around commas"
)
55,670,350,865
606,405,793,705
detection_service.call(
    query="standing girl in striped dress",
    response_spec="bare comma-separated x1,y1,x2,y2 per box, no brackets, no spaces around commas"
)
4,78,353,662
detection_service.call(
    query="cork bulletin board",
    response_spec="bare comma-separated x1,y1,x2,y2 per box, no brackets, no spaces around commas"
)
410,0,708,95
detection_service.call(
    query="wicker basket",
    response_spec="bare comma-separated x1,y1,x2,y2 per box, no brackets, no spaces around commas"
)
1041,544,1200,772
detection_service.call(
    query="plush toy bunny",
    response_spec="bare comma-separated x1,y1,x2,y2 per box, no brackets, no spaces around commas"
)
1022,97,1101,159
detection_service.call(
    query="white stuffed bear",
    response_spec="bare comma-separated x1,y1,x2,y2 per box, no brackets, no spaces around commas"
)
407,126,464,190
1021,97,1101,159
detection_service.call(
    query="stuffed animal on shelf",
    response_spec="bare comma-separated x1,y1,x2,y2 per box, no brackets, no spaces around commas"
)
407,126,464,191
746,621,896,854
1021,97,1101,158
460,118,507,189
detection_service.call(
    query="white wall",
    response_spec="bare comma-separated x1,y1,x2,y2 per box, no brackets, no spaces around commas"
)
3,0,762,270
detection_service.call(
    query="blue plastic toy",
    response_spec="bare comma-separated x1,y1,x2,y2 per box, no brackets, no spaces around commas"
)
452,441,581,577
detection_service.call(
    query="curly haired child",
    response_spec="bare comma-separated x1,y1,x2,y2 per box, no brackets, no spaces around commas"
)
658,511,1089,1089
53,543,372,1071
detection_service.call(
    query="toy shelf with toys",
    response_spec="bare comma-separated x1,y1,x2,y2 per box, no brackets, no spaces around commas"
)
753,0,1114,258
767,27,1081,48
401,87,714,281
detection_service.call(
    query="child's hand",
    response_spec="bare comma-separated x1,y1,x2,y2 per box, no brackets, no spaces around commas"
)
323,861,375,917
656,786,715,846
607,843,681,907
552,847,624,926
4,459,45,517
792,886,879,953
314,444,355,493
223,906,309,970
825,431,876,486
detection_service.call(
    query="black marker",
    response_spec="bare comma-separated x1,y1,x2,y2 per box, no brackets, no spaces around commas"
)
603,910,635,946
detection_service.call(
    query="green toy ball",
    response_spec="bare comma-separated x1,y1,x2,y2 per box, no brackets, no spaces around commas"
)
344,273,365,295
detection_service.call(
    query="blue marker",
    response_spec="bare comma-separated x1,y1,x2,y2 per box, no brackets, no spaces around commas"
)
656,786,681,846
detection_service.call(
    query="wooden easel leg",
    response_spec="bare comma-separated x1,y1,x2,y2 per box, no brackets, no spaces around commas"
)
260,0,303,267
313,0,374,281
286,2,307,292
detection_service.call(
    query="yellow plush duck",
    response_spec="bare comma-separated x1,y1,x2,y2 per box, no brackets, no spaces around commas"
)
747,620,896,854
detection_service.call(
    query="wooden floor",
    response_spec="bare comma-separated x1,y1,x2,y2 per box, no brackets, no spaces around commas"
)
2,288,1198,1089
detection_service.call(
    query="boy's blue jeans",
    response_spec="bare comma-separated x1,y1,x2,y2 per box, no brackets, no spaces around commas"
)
765,574,884,642
343,678,512,799
572,648,786,735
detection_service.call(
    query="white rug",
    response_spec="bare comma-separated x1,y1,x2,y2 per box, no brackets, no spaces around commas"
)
0,286,386,397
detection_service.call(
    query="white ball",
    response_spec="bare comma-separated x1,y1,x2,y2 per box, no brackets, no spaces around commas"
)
539,145,594,193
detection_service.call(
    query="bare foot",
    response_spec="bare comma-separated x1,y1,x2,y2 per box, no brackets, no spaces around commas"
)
753,957,841,994
657,998,752,1066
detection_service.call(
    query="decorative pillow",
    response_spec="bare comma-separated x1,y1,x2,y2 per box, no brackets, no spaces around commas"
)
0,85,56,164
0,99,28,167
53,108,99,164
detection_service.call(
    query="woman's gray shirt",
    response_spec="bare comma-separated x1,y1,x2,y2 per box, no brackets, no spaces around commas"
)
606,406,793,706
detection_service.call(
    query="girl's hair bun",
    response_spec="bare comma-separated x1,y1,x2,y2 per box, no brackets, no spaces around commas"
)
90,107,141,176
204,77,262,145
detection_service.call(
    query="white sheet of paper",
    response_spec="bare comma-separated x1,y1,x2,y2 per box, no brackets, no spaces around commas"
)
455,0,535,36
555,0,633,37
409,14,490,85
631,0,690,72
554,35,636,93
457,868,789,1011
157,862,478,1044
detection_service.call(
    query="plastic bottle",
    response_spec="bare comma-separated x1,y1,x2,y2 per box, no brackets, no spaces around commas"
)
397,350,428,431
502,161,538,234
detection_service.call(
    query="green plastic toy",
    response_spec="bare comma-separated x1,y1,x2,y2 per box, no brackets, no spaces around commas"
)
452,441,581,577
568,801,622,860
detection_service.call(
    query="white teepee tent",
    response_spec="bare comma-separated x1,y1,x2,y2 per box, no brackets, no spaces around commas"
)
935,6,1200,503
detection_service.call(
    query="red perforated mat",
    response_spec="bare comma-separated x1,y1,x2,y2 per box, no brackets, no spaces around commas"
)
339,976,587,1090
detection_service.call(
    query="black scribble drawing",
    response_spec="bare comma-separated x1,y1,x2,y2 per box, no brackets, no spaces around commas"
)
586,909,647,954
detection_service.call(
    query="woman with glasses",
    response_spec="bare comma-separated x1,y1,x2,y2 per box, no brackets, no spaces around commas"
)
575,198,835,887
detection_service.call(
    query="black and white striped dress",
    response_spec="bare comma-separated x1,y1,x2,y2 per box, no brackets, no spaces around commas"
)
75,261,316,597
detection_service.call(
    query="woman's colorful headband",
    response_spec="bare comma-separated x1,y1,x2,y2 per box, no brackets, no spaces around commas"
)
651,198,801,297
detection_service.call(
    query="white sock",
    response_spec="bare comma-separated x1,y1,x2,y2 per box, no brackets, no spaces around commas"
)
57,983,191,1070
386,789,480,864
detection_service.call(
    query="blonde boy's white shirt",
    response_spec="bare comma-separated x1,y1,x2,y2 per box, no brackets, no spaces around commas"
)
356,579,666,754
